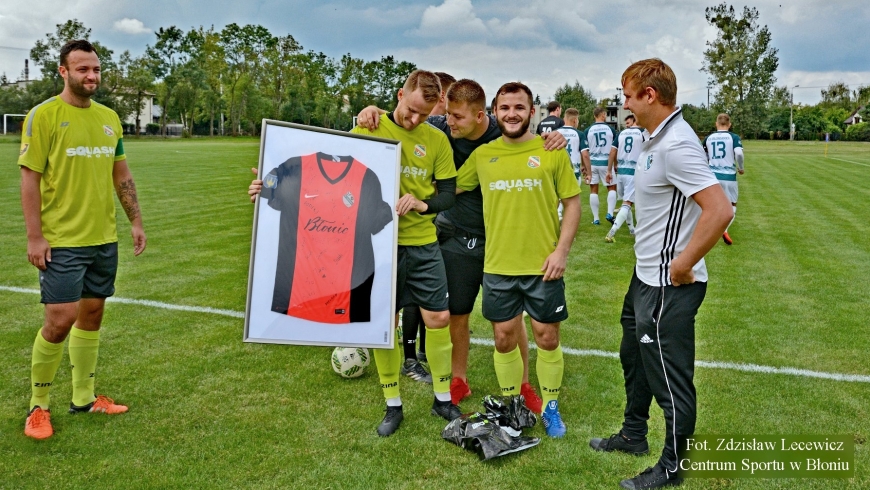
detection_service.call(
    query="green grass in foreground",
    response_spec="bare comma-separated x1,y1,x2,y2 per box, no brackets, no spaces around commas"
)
1,137,868,489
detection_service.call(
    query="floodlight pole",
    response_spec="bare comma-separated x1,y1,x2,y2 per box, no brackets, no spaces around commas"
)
789,85,799,141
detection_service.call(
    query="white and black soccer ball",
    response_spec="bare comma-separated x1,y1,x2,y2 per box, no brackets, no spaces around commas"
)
331,347,371,378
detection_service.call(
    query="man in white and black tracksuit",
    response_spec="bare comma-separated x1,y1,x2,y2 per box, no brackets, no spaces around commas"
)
589,59,733,490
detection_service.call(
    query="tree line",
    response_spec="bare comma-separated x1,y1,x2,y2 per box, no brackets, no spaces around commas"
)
0,19,417,135
690,4,869,141
2,6,868,141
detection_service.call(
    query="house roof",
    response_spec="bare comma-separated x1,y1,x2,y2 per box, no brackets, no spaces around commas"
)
845,106,865,124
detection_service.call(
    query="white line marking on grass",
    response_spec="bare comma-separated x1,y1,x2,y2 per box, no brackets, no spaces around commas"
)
0,286,245,318
4,285,868,383
828,157,870,167
467,338,870,384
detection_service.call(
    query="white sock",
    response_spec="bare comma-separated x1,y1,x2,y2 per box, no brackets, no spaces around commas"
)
607,191,617,216
386,397,402,407
590,194,600,221
726,205,736,232
434,392,451,402
627,208,635,231
614,205,629,230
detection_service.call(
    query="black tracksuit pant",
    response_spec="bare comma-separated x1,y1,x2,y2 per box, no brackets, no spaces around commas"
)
619,271,707,476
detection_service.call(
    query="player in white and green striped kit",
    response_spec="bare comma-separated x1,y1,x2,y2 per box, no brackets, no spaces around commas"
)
605,114,647,242
582,107,617,224
702,113,744,245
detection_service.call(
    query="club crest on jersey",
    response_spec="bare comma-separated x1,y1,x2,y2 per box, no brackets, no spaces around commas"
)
263,173,278,189
19,144,28,156
103,125,115,136
527,156,541,168
343,191,355,208
414,144,426,157
645,155,654,171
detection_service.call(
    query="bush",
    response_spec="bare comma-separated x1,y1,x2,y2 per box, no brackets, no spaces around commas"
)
145,123,160,136
844,122,870,142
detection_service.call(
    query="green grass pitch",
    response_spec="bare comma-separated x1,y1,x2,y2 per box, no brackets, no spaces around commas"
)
1,136,868,489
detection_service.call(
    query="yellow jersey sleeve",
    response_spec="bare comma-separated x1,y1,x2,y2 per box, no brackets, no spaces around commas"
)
432,131,456,180
18,104,53,173
554,150,582,199
456,149,480,191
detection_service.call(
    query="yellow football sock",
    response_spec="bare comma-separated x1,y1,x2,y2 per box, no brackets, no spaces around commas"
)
493,346,522,395
537,344,564,405
374,329,402,400
69,327,100,407
424,326,452,395
30,329,64,410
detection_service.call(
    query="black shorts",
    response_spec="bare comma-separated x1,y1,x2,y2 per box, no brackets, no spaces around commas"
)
396,242,449,313
39,242,118,304
481,273,568,324
441,235,485,316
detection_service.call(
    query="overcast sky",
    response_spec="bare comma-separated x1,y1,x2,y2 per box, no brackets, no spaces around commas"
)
1,0,868,107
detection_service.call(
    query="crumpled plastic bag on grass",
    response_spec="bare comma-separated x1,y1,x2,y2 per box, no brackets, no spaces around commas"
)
441,411,540,460
482,394,537,436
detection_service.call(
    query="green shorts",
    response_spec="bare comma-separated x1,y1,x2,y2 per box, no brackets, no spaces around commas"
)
39,242,118,304
396,242,449,313
481,273,568,324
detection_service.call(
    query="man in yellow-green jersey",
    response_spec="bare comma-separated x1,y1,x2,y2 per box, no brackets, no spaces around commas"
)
350,70,459,436
18,40,146,440
457,82,581,438
250,70,460,436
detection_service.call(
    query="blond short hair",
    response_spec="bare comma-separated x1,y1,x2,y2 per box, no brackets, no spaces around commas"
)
403,70,442,103
621,58,678,107
717,113,731,126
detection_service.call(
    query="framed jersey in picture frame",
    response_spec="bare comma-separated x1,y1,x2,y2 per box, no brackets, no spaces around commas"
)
245,119,401,348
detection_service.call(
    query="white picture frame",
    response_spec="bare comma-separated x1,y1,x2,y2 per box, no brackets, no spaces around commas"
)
244,119,400,348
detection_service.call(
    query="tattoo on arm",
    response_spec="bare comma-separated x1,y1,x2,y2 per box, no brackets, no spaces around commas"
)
118,179,141,222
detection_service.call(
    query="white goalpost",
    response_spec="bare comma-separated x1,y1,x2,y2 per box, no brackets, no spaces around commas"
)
3,114,27,134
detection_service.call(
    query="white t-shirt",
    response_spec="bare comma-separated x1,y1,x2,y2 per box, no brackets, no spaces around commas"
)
583,122,615,166
633,108,719,287
556,126,583,176
703,130,743,181
615,126,647,175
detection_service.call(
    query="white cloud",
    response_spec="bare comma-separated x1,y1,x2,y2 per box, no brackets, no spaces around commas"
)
113,18,152,35
414,0,486,38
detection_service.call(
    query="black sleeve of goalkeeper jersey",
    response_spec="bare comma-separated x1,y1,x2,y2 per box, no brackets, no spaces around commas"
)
420,177,456,215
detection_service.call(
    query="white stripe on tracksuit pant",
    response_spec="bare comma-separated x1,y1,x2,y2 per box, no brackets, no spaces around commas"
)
618,271,707,474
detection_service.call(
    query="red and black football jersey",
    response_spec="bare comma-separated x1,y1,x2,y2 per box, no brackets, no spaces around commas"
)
260,153,393,323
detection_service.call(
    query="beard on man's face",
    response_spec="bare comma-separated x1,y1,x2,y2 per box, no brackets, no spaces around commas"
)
497,114,530,139
67,74,99,98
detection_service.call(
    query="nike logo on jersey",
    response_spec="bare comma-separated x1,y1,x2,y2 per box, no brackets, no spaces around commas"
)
640,334,654,344
304,193,319,198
